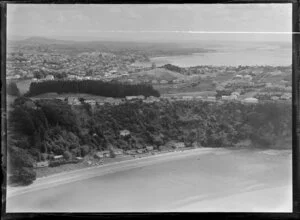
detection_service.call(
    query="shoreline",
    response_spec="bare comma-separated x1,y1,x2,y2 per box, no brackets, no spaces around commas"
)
6,147,213,198
35,147,196,179
6,146,292,199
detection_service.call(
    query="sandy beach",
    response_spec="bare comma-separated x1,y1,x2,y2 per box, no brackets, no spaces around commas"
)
6,147,292,212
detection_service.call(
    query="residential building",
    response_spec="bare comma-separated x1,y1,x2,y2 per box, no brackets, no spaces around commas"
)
84,100,96,105
206,96,216,102
94,151,110,159
173,142,185,149
120,129,130,137
45,74,54,80
182,96,193,101
53,155,64,161
136,149,144,154
146,146,154,151
243,97,259,104
35,161,50,168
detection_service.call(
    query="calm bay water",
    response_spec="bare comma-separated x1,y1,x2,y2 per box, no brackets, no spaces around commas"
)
150,44,292,67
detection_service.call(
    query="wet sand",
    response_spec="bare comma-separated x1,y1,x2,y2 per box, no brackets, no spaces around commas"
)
6,148,292,212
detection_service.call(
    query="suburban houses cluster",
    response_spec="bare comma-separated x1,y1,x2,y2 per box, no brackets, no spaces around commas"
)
6,46,149,81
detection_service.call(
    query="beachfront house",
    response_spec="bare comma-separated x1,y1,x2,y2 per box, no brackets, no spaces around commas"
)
94,151,110,159
125,150,137,155
146,146,154,151
136,149,144,154
76,157,84,161
120,129,131,137
173,142,185,149
112,149,123,156
35,161,50,168
53,155,64,161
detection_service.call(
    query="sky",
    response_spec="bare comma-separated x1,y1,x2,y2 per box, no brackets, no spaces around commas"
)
7,4,292,42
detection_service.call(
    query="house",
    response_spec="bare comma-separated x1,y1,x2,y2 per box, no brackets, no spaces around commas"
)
125,150,136,155
67,97,81,105
151,80,158,84
160,80,168,84
84,99,96,105
195,96,203,100
45,74,54,80
234,75,243,79
206,96,216,102
143,99,155,104
146,145,154,151
243,97,258,104
221,95,231,101
182,96,193,101
120,129,130,137
35,161,49,168
231,92,240,97
281,93,292,100
265,83,273,88
112,149,123,156
271,96,279,101
53,155,64,161
125,96,138,101
94,151,110,159
230,95,238,100
136,149,144,154
55,97,65,101
76,156,84,161
244,75,253,81
173,142,185,149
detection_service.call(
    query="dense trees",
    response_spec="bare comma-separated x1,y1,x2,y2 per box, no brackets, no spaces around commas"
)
7,97,291,185
7,82,20,97
26,80,160,98
8,145,36,185
161,64,185,73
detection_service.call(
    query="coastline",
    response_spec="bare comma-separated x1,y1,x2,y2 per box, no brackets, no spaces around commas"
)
6,146,292,212
6,147,214,198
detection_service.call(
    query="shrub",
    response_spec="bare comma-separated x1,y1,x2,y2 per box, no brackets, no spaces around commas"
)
7,82,20,96
10,167,37,186
63,151,72,160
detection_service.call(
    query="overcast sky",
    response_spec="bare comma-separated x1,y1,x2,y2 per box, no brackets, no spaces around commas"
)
7,4,292,42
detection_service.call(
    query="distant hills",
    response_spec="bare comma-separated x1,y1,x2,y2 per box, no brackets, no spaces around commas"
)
19,37,75,45
9,36,215,57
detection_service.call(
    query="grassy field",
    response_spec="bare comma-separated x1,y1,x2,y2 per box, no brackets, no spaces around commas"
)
15,80,32,95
